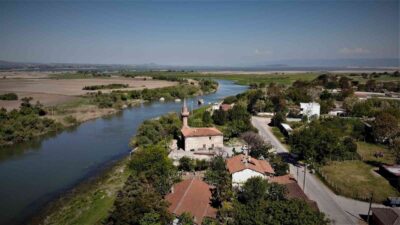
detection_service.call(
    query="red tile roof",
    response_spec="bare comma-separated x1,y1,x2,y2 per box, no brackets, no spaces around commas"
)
165,178,217,224
372,208,400,225
271,175,319,211
181,126,223,137
226,154,275,175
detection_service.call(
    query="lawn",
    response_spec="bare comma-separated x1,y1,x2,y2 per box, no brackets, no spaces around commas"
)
39,158,130,225
319,160,399,203
357,141,395,165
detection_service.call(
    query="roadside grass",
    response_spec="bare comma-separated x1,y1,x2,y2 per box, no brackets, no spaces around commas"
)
271,126,290,150
39,158,130,225
357,141,395,165
318,160,399,203
271,127,285,143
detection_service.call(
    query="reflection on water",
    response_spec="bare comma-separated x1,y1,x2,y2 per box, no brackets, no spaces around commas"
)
0,80,247,225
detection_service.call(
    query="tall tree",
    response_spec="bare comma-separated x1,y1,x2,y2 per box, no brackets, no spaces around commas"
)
372,112,399,143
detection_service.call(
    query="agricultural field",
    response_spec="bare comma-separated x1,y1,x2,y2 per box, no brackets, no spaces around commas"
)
0,76,176,110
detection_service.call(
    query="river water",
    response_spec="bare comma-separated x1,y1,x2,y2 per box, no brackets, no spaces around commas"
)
0,80,247,225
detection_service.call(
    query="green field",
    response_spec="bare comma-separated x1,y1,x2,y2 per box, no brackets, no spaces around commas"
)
319,160,399,202
357,141,395,165
38,158,130,225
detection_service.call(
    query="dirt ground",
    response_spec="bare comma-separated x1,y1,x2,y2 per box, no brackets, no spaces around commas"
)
0,77,176,110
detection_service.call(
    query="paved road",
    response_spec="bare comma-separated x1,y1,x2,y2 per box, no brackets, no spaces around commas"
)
252,116,385,225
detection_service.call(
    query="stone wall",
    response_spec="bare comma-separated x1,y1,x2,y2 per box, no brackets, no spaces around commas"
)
184,135,223,151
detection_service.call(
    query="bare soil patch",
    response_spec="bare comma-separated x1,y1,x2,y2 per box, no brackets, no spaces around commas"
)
0,78,176,110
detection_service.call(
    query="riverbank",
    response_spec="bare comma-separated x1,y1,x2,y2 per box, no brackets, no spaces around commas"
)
0,79,246,225
1,79,218,148
30,156,131,225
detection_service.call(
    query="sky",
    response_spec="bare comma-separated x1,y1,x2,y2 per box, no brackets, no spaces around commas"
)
0,1,398,66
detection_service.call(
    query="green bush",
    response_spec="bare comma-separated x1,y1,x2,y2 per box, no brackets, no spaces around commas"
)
0,93,18,100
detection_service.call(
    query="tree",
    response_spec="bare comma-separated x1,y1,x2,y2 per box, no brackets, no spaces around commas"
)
240,131,272,158
269,154,289,176
202,111,212,126
140,213,162,225
271,112,286,126
129,144,177,195
239,177,268,204
365,79,377,92
261,199,329,225
372,112,399,143
339,76,352,89
202,217,220,225
106,175,172,225
391,137,400,164
212,110,227,125
178,156,195,171
178,212,194,225
204,156,232,206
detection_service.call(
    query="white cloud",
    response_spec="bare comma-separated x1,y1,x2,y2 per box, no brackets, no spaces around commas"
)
339,47,370,55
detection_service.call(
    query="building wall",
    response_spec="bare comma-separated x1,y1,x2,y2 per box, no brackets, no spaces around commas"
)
184,135,223,151
232,169,265,186
301,104,320,118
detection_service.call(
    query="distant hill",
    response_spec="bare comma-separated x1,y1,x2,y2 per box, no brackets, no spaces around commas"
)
0,58,398,72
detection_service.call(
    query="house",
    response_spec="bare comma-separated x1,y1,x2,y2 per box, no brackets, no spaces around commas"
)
380,165,400,190
165,178,217,224
270,175,319,211
226,154,274,187
181,100,223,151
371,207,400,225
300,102,320,118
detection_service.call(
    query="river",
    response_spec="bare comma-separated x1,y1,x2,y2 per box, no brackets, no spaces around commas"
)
0,80,247,225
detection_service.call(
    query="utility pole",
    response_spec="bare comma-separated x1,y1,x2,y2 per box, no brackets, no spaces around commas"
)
367,193,373,224
303,163,307,192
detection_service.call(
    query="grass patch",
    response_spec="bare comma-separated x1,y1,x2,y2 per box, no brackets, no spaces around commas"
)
37,158,131,225
318,160,399,203
188,105,209,127
271,127,285,143
49,97,93,114
357,141,395,165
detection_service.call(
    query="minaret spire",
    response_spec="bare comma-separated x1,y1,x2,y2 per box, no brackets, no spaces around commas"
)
181,98,190,127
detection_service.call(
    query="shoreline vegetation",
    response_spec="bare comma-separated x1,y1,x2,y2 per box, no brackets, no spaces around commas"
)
30,156,131,225
0,75,219,147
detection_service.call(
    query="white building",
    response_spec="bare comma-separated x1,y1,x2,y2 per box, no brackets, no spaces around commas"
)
181,100,223,151
226,154,275,187
181,127,223,151
300,102,320,118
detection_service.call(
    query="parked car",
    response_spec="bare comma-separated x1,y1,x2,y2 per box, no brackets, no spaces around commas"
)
385,197,400,207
